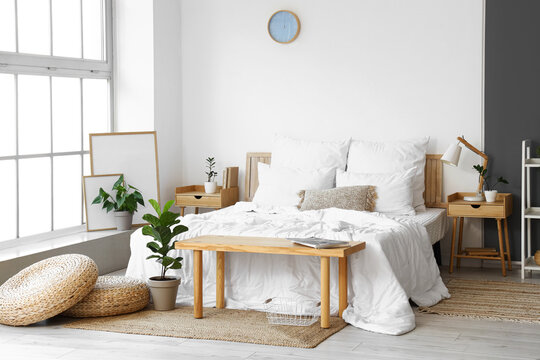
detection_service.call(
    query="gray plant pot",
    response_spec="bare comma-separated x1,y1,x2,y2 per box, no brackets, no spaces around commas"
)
114,211,133,231
148,277,181,311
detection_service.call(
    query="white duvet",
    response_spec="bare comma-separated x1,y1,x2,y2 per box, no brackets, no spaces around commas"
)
126,202,449,335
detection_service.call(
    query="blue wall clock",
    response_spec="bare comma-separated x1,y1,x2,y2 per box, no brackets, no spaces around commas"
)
268,10,300,44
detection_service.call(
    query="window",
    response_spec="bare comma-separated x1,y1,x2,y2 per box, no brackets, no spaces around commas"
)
0,0,113,242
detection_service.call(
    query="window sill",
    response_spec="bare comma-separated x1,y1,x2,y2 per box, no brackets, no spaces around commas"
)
0,229,135,262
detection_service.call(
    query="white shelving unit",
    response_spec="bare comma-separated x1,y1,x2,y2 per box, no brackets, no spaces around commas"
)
521,140,540,278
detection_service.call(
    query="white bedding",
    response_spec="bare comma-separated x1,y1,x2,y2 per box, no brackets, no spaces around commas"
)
390,208,448,245
126,202,449,335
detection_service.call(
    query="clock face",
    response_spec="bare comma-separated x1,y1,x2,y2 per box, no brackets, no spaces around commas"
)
268,10,300,44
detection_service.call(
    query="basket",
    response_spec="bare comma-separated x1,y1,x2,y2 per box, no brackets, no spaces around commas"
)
264,297,319,326
534,250,540,266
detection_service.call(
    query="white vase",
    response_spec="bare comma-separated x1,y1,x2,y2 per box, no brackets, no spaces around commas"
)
204,181,217,194
114,211,133,230
484,190,498,203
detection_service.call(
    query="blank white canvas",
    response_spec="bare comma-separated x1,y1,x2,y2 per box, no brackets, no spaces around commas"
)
90,132,159,225
84,174,122,231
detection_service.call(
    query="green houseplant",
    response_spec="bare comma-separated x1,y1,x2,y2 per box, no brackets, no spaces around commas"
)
473,164,509,203
92,175,144,230
204,156,218,194
143,199,188,310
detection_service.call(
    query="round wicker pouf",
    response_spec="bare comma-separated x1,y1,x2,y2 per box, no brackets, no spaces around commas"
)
0,254,98,326
63,276,149,318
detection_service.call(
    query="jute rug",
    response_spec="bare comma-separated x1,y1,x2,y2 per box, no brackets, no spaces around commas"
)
64,307,347,348
419,279,540,323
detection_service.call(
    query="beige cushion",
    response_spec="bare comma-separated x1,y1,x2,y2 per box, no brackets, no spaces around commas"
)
63,276,149,318
0,254,98,326
298,186,377,211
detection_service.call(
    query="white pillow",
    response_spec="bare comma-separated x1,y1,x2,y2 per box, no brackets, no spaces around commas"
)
253,163,335,207
271,135,350,171
346,138,429,211
336,168,416,216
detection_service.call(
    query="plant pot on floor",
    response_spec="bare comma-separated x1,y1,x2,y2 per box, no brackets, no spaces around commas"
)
204,181,217,194
114,211,133,230
484,190,498,203
147,277,181,310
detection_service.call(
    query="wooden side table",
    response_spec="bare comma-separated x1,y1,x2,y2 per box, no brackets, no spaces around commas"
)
448,192,513,276
175,185,239,216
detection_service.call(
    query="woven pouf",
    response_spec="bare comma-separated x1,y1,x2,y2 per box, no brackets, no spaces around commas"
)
63,276,149,318
0,254,98,326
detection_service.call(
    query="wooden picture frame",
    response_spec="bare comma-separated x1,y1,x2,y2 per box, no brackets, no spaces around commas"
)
83,174,123,231
89,131,160,226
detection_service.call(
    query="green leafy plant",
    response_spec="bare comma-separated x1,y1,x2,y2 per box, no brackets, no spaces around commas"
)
205,157,217,182
142,199,188,280
92,175,144,214
473,164,509,191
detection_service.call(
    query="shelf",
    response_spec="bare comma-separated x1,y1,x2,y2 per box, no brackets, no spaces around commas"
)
523,256,540,271
524,207,540,219
525,159,540,167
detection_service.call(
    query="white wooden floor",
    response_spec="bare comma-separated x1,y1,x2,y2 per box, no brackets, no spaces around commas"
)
2,266,540,360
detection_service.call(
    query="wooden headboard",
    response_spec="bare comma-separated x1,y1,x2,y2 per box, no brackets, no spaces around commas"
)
245,152,445,208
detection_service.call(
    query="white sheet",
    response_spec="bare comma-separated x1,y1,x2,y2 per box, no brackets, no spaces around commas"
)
126,202,449,335
390,208,448,245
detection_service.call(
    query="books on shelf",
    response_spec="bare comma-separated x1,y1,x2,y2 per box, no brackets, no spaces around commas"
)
222,167,239,189
464,247,498,256
288,237,350,249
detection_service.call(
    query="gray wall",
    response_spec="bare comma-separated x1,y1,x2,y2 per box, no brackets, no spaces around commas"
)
484,0,540,259
0,232,132,285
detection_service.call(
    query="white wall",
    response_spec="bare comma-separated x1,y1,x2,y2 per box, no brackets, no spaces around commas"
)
153,0,183,205
179,0,485,263
114,0,155,132
115,0,182,205
115,0,486,265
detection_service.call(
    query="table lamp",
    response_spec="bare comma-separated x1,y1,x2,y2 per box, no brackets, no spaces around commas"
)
441,136,488,202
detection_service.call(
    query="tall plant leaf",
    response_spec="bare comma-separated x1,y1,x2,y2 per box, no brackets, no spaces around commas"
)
149,199,161,217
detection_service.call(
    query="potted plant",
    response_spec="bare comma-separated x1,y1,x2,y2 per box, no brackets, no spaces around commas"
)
204,156,218,193
143,199,188,310
92,175,144,230
473,165,509,202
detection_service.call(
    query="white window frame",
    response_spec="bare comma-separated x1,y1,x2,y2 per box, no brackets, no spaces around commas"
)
0,0,114,244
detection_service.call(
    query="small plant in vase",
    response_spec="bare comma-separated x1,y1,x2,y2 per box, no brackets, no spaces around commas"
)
92,175,144,230
143,199,188,310
473,164,509,203
204,157,218,193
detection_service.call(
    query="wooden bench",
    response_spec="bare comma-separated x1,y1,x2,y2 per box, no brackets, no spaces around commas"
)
175,235,366,328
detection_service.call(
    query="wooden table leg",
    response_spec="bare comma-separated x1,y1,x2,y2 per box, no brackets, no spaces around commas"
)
449,217,457,273
497,219,507,277
193,250,203,318
338,257,347,318
194,207,199,215
180,207,185,217
320,256,330,329
216,251,225,309
456,217,464,269
504,218,512,271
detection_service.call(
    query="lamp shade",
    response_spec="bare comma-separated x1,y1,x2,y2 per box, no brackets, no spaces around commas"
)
441,143,462,166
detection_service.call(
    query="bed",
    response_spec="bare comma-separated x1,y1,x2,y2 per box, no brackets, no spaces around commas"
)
126,147,450,335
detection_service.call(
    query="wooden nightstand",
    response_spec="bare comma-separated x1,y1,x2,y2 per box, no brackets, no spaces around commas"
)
175,185,239,216
448,192,513,276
